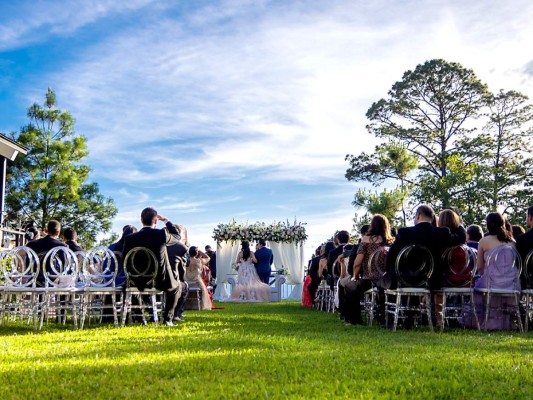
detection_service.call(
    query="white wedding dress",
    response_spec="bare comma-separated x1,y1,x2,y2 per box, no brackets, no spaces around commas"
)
229,257,271,302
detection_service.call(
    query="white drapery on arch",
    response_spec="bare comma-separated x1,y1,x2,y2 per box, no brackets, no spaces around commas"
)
270,241,305,300
213,240,306,301
213,241,240,301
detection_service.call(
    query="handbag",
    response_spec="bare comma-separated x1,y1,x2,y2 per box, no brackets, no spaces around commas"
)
340,275,357,292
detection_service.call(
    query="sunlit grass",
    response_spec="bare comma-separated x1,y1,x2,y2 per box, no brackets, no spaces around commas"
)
1,302,532,399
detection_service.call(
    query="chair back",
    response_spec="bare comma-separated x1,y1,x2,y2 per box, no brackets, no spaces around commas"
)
1,247,40,288
366,246,389,281
42,247,79,288
123,247,158,289
524,249,533,289
395,245,434,288
81,247,119,288
441,245,476,288
483,244,521,291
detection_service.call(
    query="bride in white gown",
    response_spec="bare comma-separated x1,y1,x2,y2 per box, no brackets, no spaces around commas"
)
229,241,271,302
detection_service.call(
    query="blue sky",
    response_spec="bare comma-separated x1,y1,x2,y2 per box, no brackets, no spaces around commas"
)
1,0,533,257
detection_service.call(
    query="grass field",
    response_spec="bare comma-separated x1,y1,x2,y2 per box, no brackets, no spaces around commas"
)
1,301,532,399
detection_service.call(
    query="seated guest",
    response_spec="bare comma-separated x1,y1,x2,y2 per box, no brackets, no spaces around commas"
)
122,208,182,326
327,231,350,319
108,225,138,286
465,212,521,330
438,209,466,246
63,227,84,252
344,215,394,325
516,206,533,287
185,246,212,310
24,226,40,243
167,226,190,321
466,225,483,250
382,205,451,290
306,246,322,303
318,241,336,283
512,224,525,239
27,220,68,286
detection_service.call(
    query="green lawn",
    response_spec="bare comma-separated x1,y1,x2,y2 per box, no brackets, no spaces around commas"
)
1,302,531,399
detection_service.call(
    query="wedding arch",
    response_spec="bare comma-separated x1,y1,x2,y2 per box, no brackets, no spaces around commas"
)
212,220,307,301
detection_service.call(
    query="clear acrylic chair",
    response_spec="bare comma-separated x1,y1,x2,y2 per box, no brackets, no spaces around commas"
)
78,247,121,328
41,246,80,329
436,245,480,331
384,245,434,332
0,247,44,329
364,246,389,326
475,244,523,332
121,247,162,327
522,249,533,332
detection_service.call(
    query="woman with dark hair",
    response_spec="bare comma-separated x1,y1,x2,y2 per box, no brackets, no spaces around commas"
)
318,241,336,282
465,212,521,330
512,224,525,239
109,225,138,286
185,246,212,310
229,241,271,302
344,215,394,325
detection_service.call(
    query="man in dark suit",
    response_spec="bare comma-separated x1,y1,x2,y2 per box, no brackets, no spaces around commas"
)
122,207,182,326
63,227,84,252
516,206,533,287
327,230,350,276
382,205,451,290
255,239,273,284
27,220,68,286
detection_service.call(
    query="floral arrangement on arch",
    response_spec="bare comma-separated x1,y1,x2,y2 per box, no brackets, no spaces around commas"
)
212,219,307,243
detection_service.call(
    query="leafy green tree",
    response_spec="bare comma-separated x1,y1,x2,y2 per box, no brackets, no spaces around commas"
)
6,88,117,247
480,90,533,221
346,141,417,225
365,59,489,210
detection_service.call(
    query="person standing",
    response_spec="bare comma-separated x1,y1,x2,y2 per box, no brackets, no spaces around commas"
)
122,207,182,327
205,245,217,280
167,225,190,321
254,239,274,285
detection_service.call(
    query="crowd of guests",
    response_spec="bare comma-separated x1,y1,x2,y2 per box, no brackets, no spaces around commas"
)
22,207,218,327
304,205,533,330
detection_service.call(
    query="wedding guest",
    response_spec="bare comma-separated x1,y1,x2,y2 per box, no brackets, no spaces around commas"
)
167,225,190,321
185,246,212,310
318,241,336,283
27,220,68,286
382,205,451,290
108,225,138,286
465,212,521,330
438,209,466,246
327,231,350,277
512,224,525,239
122,208,182,326
344,214,394,325
24,226,40,243
63,227,84,252
466,225,483,250
516,206,533,286
306,246,323,303
205,245,217,280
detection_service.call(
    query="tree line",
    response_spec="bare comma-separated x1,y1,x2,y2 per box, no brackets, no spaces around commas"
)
346,59,532,228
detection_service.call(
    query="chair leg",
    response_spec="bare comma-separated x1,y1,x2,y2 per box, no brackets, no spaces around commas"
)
393,294,401,332
484,293,490,332
514,293,524,333
440,294,446,332
425,294,433,333
121,293,131,327
151,294,159,325
470,292,481,331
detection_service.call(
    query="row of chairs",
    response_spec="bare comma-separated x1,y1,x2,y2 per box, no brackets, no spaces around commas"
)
314,245,533,333
0,245,165,330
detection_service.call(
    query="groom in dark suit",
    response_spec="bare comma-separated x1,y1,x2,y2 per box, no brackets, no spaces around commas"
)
255,239,274,284
123,207,182,326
